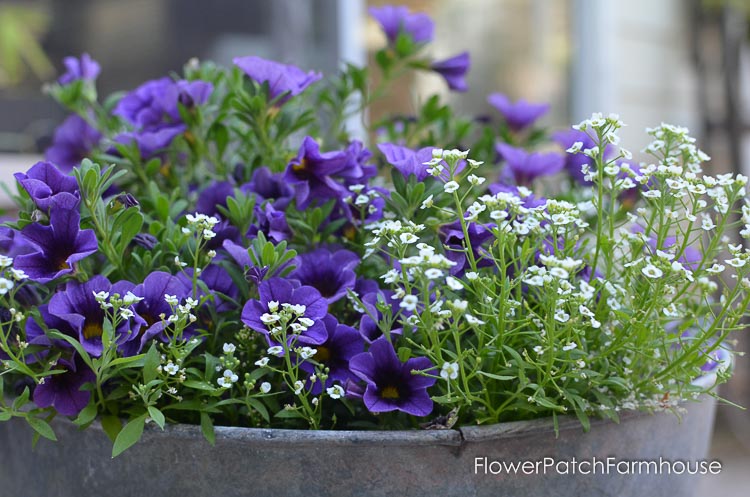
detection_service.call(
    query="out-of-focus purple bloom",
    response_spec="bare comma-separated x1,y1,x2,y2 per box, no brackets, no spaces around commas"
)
440,220,495,275
349,337,436,416
496,143,564,186
241,166,294,209
359,289,404,343
14,161,79,211
487,93,550,132
649,236,702,271
488,182,547,209
15,194,97,283
45,115,102,172
241,277,328,347
47,276,143,357
233,56,322,105
431,52,470,92
132,233,158,250
247,203,291,243
196,181,235,216
289,248,359,304
114,77,213,158
369,5,434,44
33,355,95,416
0,226,35,259
552,129,616,184
58,53,100,85
377,143,435,181
341,140,377,186
284,136,350,208
179,264,239,313
299,314,365,394
120,271,192,356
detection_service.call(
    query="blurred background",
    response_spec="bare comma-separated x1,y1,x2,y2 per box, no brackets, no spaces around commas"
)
0,0,748,492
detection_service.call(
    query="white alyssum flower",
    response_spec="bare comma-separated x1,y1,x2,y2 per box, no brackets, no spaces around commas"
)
293,380,305,395
465,314,485,326
399,233,418,244
641,264,663,279
400,295,418,312
267,346,284,357
217,369,239,388
223,343,236,354
445,276,463,291
298,347,317,360
443,181,459,193
440,362,459,380
327,385,345,399
259,382,272,394
163,362,180,376
562,342,577,352
254,357,270,367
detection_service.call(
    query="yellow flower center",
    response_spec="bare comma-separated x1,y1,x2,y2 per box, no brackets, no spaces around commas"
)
83,321,103,340
316,346,331,363
292,158,308,173
381,385,399,399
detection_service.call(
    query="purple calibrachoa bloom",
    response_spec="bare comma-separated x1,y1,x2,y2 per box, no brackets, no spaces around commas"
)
299,314,365,393
241,277,328,347
552,129,616,184
359,289,404,343
114,77,213,158
14,161,79,211
487,93,550,132
196,181,235,216
242,166,294,209
369,5,434,44
33,355,95,416
349,337,436,416
431,52,470,92
121,271,192,356
440,220,496,276
247,203,292,243
284,136,351,208
377,143,435,181
488,182,547,209
58,53,100,84
233,56,322,105
496,143,564,186
47,276,144,357
288,248,360,304
15,194,97,283
45,115,102,172
179,264,239,313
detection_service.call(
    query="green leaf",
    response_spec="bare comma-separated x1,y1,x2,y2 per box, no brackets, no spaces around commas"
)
142,344,160,384
274,409,305,420
27,417,57,442
12,386,29,410
183,380,216,392
246,398,269,423
73,402,98,427
147,406,165,430
477,371,516,381
101,415,122,443
112,414,147,458
200,412,215,446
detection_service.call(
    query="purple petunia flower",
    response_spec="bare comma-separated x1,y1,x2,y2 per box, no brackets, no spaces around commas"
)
299,314,365,394
241,166,294,209
284,136,351,208
14,161,79,211
196,181,235,216
359,289,404,343
440,220,495,276
233,56,322,105
288,248,359,304
15,194,97,283
241,277,328,347
377,143,435,181
121,271,192,356
58,53,100,85
552,129,616,184
247,203,292,243
496,143,564,186
431,52,470,92
47,276,144,357
45,115,102,172
369,5,434,45
349,337,436,416
179,264,239,313
114,77,213,158
487,93,550,132
33,354,95,416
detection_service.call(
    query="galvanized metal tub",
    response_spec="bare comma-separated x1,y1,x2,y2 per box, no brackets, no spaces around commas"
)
0,398,716,497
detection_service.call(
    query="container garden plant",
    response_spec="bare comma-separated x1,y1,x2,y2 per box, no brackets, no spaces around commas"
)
0,5,745,497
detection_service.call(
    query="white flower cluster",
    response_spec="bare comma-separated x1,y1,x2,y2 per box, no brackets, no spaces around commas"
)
184,212,220,240
345,184,381,217
164,295,199,324
260,300,315,339
0,256,28,298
